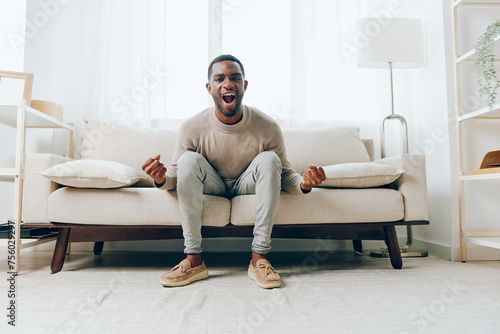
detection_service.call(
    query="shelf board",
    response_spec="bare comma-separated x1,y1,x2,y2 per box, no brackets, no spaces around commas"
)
458,102,500,121
0,235,57,250
456,48,477,63
460,173,500,181
454,0,500,7
0,168,16,182
0,168,15,176
0,105,74,130
462,236,500,249
461,172,500,181
456,35,500,64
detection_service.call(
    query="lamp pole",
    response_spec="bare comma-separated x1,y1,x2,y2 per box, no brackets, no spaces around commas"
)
380,62,409,159
372,61,428,258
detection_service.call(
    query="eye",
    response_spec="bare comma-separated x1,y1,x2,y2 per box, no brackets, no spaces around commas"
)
215,78,224,82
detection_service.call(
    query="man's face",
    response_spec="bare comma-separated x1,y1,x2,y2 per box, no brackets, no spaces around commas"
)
206,60,248,118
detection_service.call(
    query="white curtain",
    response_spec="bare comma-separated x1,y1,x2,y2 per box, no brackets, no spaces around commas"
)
25,0,209,130
25,0,395,131
89,0,168,124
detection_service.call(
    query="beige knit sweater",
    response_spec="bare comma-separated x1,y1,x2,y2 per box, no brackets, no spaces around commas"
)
157,105,303,194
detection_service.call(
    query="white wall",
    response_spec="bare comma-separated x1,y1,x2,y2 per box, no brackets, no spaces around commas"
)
397,0,455,258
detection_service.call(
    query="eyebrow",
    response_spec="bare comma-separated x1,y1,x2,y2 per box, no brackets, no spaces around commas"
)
213,73,243,78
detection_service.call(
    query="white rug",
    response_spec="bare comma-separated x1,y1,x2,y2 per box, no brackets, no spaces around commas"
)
2,252,500,334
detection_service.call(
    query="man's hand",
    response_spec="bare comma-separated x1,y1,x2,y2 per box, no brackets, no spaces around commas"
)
142,154,167,186
300,165,326,193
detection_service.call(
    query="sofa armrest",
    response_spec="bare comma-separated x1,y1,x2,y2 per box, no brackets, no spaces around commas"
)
23,153,73,223
374,154,429,222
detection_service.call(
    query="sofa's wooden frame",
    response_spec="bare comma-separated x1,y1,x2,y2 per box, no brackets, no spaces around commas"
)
24,220,429,273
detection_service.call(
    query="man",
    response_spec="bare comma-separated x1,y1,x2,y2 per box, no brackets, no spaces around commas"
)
142,54,325,289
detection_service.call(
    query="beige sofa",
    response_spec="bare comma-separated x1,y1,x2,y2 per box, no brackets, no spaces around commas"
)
22,119,429,273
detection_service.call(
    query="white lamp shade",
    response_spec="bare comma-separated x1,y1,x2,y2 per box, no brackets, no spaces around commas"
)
356,18,425,69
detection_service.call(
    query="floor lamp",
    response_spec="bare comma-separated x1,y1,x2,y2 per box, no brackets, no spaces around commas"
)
356,18,428,258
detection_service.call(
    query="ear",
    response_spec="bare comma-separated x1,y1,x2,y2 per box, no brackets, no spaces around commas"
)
244,80,248,91
206,82,212,95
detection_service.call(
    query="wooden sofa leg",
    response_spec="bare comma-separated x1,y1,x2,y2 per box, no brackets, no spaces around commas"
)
352,240,363,253
383,226,403,269
51,228,71,274
93,241,104,255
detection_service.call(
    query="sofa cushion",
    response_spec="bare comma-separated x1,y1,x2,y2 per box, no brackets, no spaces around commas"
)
282,127,370,174
231,188,404,225
318,162,405,188
39,159,144,188
48,188,230,226
80,119,178,187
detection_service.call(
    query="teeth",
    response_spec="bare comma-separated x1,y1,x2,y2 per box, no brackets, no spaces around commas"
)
223,92,235,97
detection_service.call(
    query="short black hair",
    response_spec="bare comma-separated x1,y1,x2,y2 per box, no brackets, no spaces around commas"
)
207,54,245,80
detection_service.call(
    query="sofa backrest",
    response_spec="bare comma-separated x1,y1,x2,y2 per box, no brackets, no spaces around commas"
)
282,127,371,175
81,119,374,187
81,119,177,187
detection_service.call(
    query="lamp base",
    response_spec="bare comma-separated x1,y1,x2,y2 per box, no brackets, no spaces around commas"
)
370,247,428,258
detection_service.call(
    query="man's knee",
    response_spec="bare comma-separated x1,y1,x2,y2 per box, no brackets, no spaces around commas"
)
178,151,205,170
255,151,282,172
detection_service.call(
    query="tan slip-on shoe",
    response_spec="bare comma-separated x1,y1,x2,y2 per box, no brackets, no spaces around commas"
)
248,259,281,289
160,259,209,287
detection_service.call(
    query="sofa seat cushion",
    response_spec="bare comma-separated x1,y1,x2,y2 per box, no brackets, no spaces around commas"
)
230,188,404,225
48,188,230,226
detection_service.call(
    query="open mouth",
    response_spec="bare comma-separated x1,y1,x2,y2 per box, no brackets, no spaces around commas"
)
222,92,236,104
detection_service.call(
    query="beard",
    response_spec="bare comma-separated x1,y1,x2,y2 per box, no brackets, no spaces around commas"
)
215,95,243,117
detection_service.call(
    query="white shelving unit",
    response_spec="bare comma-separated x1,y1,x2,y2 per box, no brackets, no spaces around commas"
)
0,101,74,273
451,0,500,261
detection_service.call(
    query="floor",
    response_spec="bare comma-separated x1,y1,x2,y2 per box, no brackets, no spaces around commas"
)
1,249,500,334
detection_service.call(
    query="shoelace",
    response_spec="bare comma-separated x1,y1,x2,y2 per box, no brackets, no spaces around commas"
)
171,264,188,277
258,263,277,277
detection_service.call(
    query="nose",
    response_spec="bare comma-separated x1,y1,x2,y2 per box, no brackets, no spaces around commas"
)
222,77,234,89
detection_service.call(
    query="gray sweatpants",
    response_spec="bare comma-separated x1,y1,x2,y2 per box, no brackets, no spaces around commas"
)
176,151,282,255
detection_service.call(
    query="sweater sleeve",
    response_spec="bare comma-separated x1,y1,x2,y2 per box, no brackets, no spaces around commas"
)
155,121,195,191
266,123,304,195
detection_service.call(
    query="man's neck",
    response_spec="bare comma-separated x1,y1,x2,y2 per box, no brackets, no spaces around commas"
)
215,107,243,125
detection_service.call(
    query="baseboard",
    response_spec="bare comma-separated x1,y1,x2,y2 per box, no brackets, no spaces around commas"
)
409,239,500,261
408,238,453,261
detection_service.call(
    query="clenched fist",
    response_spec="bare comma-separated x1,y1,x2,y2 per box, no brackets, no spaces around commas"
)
142,154,167,185
300,164,326,193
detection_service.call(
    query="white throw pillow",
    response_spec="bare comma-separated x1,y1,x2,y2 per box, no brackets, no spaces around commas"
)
318,162,405,188
39,160,144,188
